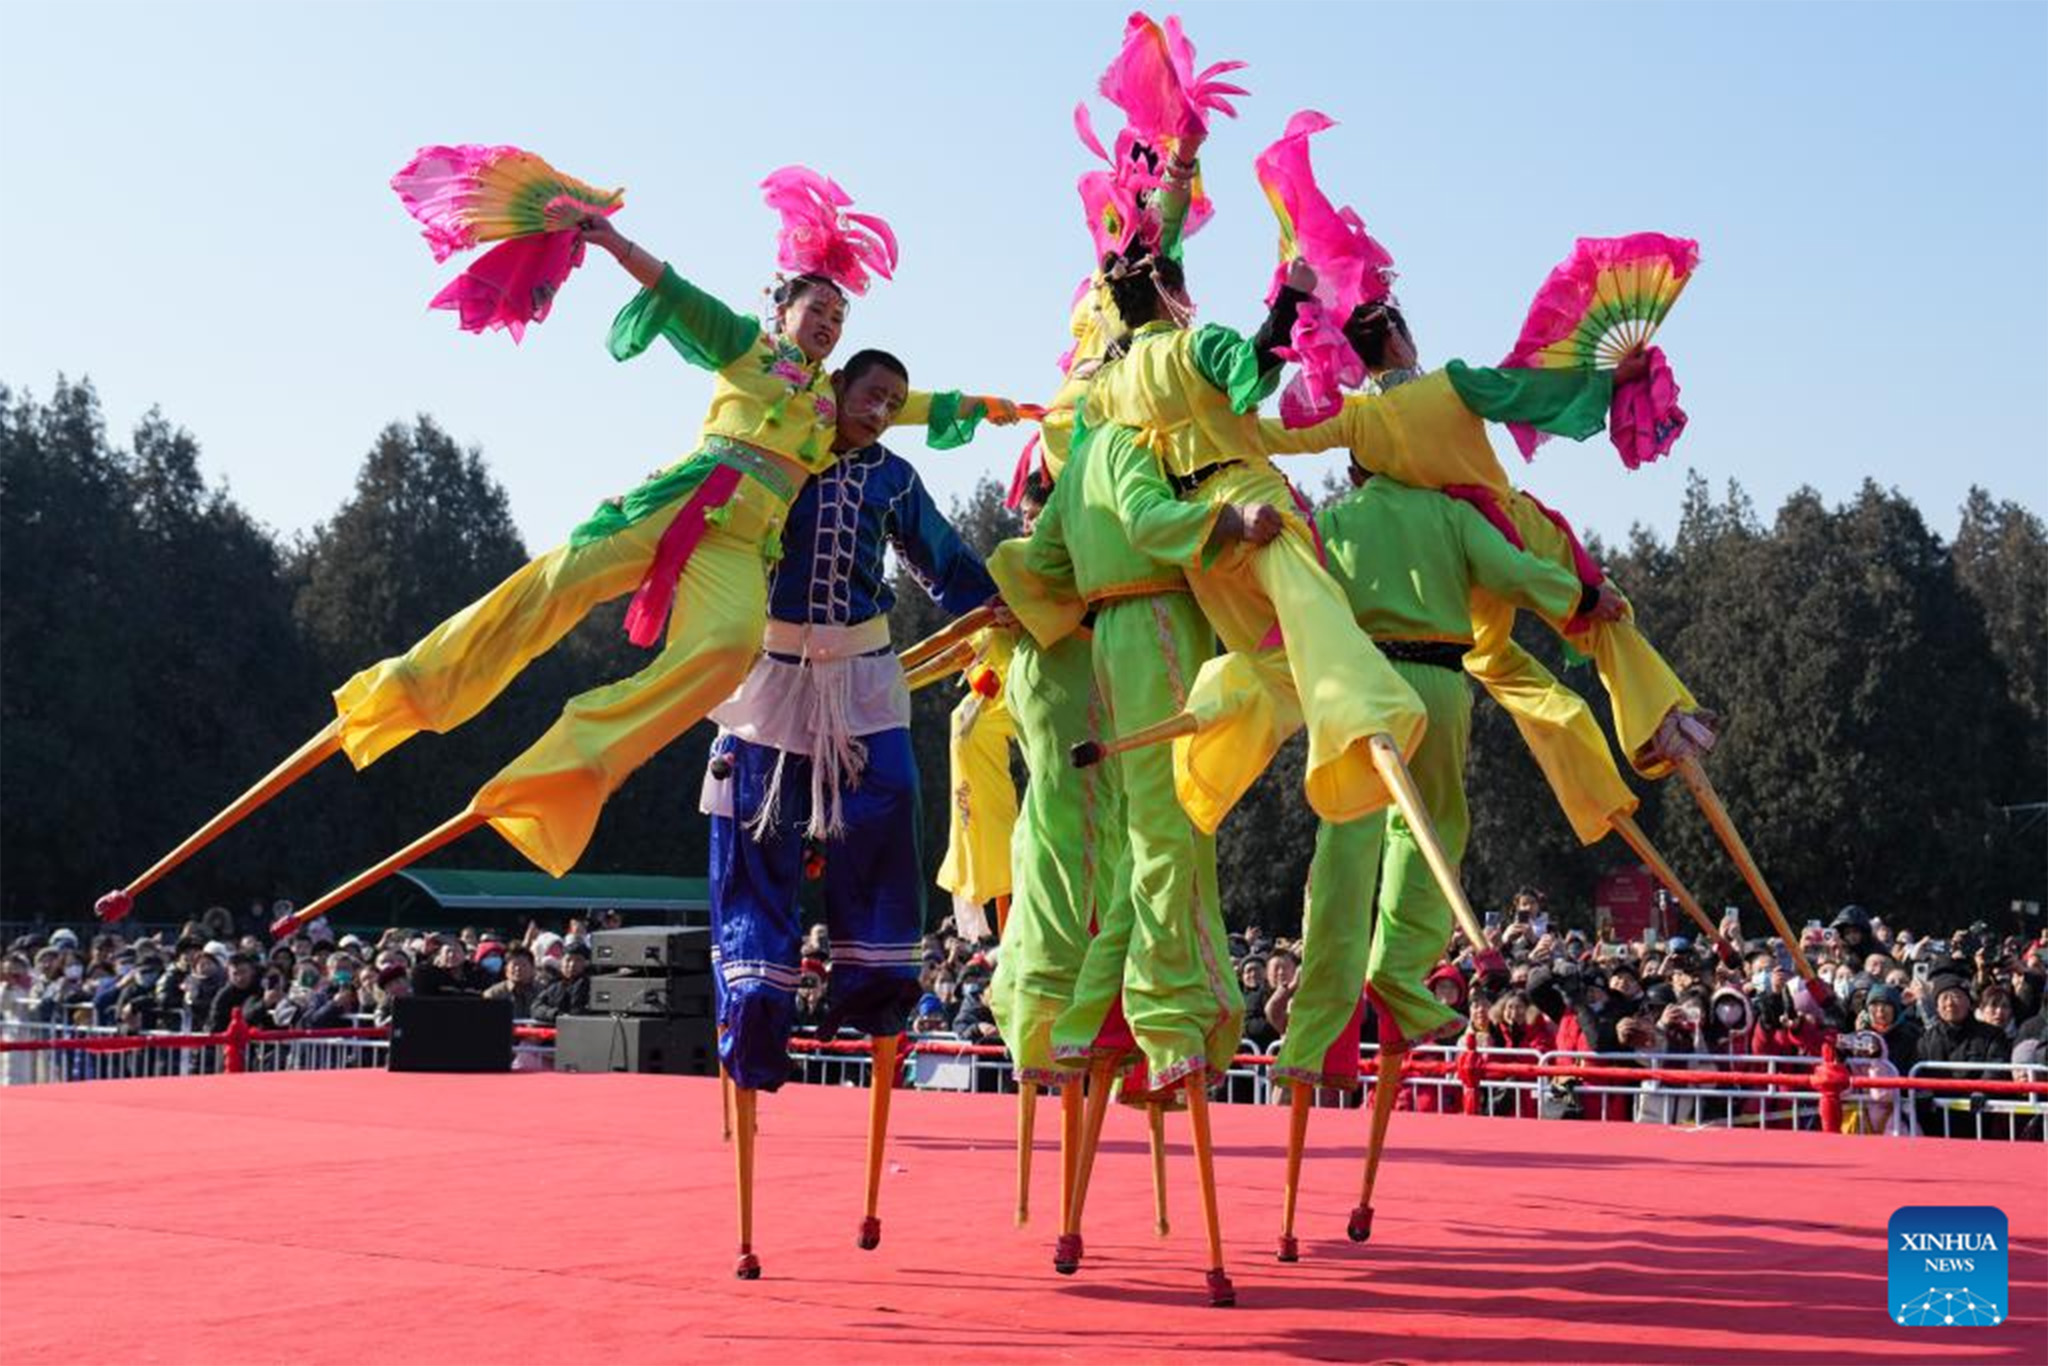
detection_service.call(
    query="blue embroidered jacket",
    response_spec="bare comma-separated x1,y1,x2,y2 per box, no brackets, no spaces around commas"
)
766,443,995,627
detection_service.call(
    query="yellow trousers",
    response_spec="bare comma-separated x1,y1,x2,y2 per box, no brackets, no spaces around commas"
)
333,502,686,770
1171,461,1426,833
1503,495,1696,779
935,687,1017,908
1462,604,1637,845
457,481,786,876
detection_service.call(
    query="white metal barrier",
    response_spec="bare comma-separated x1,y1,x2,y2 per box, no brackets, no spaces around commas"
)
1908,1061,2048,1140
1532,1050,1828,1129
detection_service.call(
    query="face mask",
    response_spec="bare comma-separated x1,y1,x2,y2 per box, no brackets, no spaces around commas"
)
482,957,504,974
1752,970,1771,993
63,964,84,981
333,970,355,986
299,971,321,989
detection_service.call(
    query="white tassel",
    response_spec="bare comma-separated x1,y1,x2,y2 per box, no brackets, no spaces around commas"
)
744,748,791,842
802,655,868,841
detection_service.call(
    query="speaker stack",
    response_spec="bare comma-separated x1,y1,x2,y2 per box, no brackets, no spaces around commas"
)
556,926,718,1076
389,995,515,1072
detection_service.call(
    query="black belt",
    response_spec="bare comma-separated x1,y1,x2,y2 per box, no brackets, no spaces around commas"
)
1168,459,1241,496
1375,639,1468,672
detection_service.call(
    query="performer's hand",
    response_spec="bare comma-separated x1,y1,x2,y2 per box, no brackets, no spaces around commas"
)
970,396,1022,426
576,215,624,252
1283,258,1318,296
1589,581,1628,623
1239,503,1284,546
1614,347,1651,387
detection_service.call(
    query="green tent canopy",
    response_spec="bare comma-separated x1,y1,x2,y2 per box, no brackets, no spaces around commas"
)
318,869,713,932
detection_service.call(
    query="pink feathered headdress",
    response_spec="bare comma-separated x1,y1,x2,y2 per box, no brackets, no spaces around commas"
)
1097,11,1247,147
758,165,899,296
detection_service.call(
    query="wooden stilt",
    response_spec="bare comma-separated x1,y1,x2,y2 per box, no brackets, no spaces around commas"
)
1609,813,1732,955
100,720,344,927
1348,1049,1403,1243
1015,1081,1038,1228
1148,1102,1171,1239
1367,735,1486,949
1071,710,1200,769
1055,1057,1117,1274
733,1087,761,1279
1058,1080,1082,1232
1675,757,1816,982
898,604,997,671
273,809,486,940
1277,1084,1312,1262
858,1034,899,1250
1186,1082,1234,1307
902,639,976,692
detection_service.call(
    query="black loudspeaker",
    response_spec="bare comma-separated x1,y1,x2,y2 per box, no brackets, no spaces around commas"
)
389,995,513,1072
587,973,714,1017
590,927,712,973
555,1014,717,1076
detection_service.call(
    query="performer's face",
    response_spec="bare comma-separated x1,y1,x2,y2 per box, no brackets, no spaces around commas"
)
832,366,908,452
781,284,848,363
1377,325,1417,372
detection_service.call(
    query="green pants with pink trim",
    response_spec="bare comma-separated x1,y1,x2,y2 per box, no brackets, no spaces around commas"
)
1275,659,1472,1086
1058,591,1242,1091
989,631,1125,1088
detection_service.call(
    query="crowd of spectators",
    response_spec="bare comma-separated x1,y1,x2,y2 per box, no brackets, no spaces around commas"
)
0,903,624,1043
6,890,2043,1138
894,892,2045,1138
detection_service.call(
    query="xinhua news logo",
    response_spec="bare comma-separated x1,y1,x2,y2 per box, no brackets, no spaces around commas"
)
1888,1206,2007,1328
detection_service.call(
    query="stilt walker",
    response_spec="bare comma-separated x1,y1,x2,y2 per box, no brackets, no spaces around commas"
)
1272,467,1624,1253
1252,219,1735,956
925,623,1034,1216
984,473,1130,1251
991,35,1256,1290
694,347,1002,1276
981,14,1245,1245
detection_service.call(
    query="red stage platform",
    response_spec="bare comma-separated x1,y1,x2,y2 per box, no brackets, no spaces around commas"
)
3,1072,2043,1364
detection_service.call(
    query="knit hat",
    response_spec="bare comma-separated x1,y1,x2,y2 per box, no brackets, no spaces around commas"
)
1928,973,1972,1005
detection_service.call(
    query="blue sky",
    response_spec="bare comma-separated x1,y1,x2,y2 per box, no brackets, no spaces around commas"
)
4,1,2043,555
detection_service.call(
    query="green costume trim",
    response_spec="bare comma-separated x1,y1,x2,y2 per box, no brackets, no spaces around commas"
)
1444,360,1613,439
920,390,989,452
1187,322,1278,416
607,265,760,370
566,437,798,548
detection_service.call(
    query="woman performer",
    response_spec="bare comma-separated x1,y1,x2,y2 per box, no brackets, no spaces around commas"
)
269,201,1021,934
1082,247,1427,836
1256,309,1732,944
932,626,1018,930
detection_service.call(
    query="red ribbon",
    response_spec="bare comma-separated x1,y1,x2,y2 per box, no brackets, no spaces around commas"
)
622,464,746,647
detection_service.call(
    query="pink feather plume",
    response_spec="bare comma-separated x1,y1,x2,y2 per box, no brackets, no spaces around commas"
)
758,165,899,295
1253,111,1395,427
